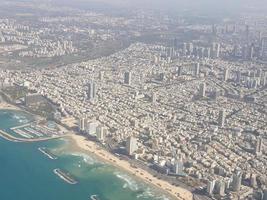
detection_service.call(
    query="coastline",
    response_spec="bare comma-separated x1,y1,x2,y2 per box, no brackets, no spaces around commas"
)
67,134,193,200
0,101,193,200
0,102,21,111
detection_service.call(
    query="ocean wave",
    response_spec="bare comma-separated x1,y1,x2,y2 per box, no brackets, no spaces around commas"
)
137,188,170,200
115,172,170,200
69,152,100,165
115,172,140,191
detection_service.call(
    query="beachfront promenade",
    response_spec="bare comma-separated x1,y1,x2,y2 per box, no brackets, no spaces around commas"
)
69,134,193,200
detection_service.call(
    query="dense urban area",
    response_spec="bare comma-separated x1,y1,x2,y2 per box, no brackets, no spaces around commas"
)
0,0,266,199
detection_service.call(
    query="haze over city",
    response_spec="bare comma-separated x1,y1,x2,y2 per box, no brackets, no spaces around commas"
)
0,0,266,200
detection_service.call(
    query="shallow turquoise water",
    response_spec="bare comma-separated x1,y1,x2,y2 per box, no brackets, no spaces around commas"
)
0,110,169,200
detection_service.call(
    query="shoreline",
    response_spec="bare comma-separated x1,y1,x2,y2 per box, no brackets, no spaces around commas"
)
67,134,193,200
0,101,193,200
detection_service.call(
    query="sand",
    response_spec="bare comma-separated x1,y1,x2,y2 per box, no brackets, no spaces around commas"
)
68,134,193,200
0,102,21,110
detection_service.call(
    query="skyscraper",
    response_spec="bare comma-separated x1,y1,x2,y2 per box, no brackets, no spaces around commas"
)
173,159,184,175
232,171,242,192
218,181,225,196
215,43,221,58
126,136,138,156
124,71,131,85
200,83,206,97
195,63,200,77
261,37,267,60
207,180,216,195
78,117,86,132
96,125,107,142
218,109,226,128
177,66,183,76
87,80,96,101
223,68,229,82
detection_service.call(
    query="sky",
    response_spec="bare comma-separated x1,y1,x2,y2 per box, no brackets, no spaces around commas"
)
50,0,267,13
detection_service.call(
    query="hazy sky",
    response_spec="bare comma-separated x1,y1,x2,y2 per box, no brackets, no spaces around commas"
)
54,0,267,13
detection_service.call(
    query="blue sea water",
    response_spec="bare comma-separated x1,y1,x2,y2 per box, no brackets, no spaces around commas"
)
0,110,169,200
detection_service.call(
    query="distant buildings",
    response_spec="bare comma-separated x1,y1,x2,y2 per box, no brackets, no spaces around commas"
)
255,137,263,155
199,83,206,97
177,66,182,76
218,109,226,128
87,81,97,101
223,68,229,82
124,71,131,85
194,63,200,77
261,37,267,60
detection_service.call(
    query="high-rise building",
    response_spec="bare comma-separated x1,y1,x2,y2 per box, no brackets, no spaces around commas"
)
261,37,267,60
124,71,131,85
177,66,183,76
232,171,242,192
182,43,187,56
99,71,104,81
78,117,86,132
207,180,216,195
215,43,221,58
263,189,267,200
151,92,157,103
172,159,183,175
195,63,200,77
87,81,96,101
212,43,220,58
96,125,107,142
223,68,229,82
218,109,226,128
236,71,241,83
255,137,263,155
200,83,206,97
218,181,225,196
126,136,138,156
86,120,99,135
187,43,194,56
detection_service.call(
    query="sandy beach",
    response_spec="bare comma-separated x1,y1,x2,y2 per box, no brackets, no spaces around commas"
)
0,102,21,110
0,101,193,199
68,134,193,200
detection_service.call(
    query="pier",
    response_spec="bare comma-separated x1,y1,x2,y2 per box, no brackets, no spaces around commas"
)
38,147,57,160
53,169,78,185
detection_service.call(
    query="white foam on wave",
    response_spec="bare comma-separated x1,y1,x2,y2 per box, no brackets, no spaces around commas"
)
115,172,140,191
115,171,170,200
69,152,100,165
136,188,170,200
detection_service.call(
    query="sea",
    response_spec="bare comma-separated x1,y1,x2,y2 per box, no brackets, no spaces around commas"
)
0,109,170,200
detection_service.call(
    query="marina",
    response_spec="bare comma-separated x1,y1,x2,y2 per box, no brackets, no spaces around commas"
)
53,168,78,185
